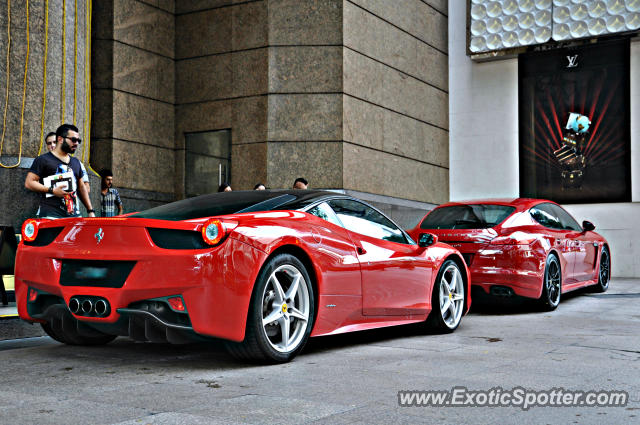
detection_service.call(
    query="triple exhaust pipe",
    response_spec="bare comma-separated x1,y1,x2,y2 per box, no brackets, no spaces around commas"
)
68,296,110,317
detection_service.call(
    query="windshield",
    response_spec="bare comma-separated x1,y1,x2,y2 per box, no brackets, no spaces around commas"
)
420,204,516,230
131,191,299,221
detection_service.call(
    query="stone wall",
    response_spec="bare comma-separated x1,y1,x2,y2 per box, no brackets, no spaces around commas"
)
175,0,269,194
0,0,90,159
342,0,449,204
173,0,449,204
265,0,343,190
91,0,176,211
0,0,93,229
0,0,448,226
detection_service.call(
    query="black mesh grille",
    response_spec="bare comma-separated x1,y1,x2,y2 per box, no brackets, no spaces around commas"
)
462,253,475,267
60,260,136,288
27,293,65,318
147,228,208,250
24,227,64,246
127,300,192,327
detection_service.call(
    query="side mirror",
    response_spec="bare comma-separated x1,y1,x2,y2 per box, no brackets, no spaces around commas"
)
418,233,437,248
582,220,595,232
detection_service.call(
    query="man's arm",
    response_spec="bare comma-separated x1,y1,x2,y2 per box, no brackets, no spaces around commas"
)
80,162,90,193
116,190,124,215
24,172,67,197
77,178,96,217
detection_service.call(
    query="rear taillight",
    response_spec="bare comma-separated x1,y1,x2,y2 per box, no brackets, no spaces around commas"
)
22,219,40,242
28,288,38,302
167,296,186,312
202,219,224,245
201,219,238,246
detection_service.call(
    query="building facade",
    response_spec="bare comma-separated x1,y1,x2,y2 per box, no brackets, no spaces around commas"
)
450,0,640,277
0,0,450,232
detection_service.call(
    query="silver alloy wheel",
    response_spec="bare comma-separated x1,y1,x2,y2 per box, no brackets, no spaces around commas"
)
261,264,310,353
438,264,465,329
546,257,561,307
599,249,610,288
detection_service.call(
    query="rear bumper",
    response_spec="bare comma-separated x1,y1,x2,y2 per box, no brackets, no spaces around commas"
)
467,245,546,299
15,236,267,342
469,269,542,299
30,299,202,344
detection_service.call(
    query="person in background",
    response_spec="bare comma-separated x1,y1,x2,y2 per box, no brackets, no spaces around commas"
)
293,177,308,189
100,169,124,217
254,183,266,190
25,124,96,218
218,183,232,192
44,132,56,152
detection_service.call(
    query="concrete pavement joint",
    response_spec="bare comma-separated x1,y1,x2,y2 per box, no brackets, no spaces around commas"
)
569,344,640,356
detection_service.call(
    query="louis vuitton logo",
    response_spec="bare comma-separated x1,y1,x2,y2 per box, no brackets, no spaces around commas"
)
566,54,579,68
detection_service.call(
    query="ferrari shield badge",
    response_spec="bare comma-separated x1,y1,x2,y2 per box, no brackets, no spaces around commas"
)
95,228,104,244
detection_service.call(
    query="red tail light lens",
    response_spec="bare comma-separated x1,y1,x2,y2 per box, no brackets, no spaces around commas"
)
167,296,185,312
201,219,224,245
22,219,40,242
200,219,238,246
28,288,38,302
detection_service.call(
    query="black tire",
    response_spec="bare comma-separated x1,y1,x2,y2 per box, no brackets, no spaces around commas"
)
592,246,610,293
41,312,117,345
225,253,315,363
425,259,466,333
539,254,561,311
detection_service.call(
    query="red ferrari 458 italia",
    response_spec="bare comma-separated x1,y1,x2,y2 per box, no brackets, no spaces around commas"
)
16,190,470,362
409,198,610,311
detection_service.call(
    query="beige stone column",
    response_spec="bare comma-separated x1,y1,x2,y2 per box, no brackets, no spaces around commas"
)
175,0,268,194
0,0,91,159
265,0,344,190
91,0,176,211
0,0,93,229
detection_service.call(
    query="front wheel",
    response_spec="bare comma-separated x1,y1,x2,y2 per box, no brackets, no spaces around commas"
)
426,259,466,333
592,247,610,293
539,254,561,311
226,254,315,363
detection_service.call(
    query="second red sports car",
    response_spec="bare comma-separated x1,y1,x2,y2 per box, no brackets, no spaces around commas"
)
16,190,470,362
409,198,610,310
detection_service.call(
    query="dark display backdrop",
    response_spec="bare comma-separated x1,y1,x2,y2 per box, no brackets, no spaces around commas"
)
519,39,630,204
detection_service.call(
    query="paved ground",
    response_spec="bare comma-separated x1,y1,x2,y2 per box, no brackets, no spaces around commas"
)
0,279,638,424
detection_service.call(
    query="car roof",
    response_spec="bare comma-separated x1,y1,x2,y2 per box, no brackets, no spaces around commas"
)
436,198,555,211
130,189,352,221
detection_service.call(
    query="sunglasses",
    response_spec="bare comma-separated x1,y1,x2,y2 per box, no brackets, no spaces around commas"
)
65,136,82,144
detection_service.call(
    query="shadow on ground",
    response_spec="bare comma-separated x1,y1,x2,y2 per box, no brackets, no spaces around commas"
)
469,285,603,315
3,284,625,368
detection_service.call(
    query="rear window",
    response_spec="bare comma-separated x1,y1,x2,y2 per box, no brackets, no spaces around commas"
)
420,205,515,230
131,191,298,221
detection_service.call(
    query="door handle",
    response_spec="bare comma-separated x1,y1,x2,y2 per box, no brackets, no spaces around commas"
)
356,246,367,255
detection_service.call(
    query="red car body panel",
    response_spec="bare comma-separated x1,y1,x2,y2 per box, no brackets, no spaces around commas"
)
16,203,471,344
409,198,608,299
